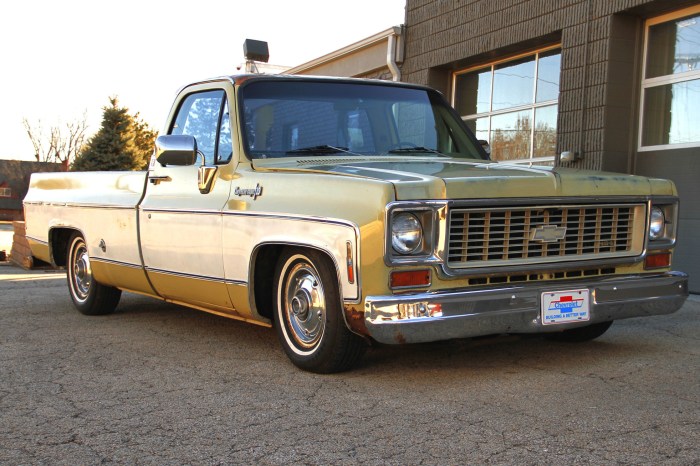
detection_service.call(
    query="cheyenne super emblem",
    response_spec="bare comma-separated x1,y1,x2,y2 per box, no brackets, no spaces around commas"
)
234,183,263,199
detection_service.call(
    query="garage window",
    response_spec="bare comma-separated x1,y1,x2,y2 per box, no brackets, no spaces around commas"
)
452,46,561,164
640,5,700,150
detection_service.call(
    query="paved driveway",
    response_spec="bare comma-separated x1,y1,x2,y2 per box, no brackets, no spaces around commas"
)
0,264,698,464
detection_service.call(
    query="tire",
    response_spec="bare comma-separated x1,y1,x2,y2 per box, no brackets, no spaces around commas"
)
273,248,366,373
66,233,121,316
545,321,613,342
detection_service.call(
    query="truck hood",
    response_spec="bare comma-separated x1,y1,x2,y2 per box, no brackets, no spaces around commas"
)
257,158,670,200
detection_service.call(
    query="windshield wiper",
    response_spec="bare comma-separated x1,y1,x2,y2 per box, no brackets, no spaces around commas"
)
286,145,349,155
386,147,449,157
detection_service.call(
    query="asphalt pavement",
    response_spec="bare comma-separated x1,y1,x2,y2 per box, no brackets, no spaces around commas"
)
0,263,698,464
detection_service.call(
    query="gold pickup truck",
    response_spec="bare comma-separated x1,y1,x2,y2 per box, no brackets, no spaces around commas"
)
24,75,688,372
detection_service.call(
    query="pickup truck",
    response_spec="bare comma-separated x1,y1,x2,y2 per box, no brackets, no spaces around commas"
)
24,75,689,373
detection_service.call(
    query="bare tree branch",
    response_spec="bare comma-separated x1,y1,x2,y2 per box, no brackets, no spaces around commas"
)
22,113,88,164
22,118,44,161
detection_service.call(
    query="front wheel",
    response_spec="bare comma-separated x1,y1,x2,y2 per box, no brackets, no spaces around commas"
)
67,233,121,315
273,248,366,373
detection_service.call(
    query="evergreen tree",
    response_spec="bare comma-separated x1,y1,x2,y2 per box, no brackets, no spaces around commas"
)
131,114,158,170
71,97,156,171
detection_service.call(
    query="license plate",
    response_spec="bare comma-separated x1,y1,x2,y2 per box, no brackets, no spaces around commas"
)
541,289,590,325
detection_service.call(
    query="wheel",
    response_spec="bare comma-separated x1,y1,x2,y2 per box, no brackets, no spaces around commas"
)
273,248,366,373
545,321,613,342
66,233,121,315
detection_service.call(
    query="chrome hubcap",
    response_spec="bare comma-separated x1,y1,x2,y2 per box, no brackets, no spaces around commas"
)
72,243,92,300
284,263,325,348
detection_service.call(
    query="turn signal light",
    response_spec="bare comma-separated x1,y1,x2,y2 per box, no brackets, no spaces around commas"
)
390,270,430,288
645,252,671,269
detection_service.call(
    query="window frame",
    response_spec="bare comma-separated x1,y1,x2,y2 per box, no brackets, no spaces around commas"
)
0,187,11,197
168,88,233,165
639,4,700,152
451,45,561,164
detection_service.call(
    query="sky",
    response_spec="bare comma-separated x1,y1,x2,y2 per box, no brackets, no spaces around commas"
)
0,0,406,161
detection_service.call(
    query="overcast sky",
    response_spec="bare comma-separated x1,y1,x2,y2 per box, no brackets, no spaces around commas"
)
0,0,406,161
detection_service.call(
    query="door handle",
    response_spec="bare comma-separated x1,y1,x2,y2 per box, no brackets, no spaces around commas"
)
148,175,172,185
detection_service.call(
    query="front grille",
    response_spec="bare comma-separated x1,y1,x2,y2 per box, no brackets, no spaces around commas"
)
447,204,643,269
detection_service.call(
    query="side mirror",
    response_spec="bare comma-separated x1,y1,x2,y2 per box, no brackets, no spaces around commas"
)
155,135,198,166
477,139,491,157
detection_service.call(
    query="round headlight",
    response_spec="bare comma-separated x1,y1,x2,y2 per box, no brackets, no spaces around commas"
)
649,207,665,240
392,213,423,254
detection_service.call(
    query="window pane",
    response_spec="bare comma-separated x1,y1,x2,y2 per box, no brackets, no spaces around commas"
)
493,57,535,111
646,13,700,78
454,68,491,115
464,117,490,143
533,105,558,157
490,110,532,161
536,50,561,102
171,90,224,165
642,79,700,146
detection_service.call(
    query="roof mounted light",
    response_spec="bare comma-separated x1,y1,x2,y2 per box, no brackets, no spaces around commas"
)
243,39,269,63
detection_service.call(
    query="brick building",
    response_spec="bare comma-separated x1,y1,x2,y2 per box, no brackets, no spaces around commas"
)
398,0,700,292
0,160,65,221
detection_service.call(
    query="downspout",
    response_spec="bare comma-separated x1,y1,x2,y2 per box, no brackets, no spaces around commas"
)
578,0,593,164
387,26,403,82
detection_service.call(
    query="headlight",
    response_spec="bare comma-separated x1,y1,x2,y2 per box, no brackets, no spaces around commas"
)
391,213,423,254
649,207,665,240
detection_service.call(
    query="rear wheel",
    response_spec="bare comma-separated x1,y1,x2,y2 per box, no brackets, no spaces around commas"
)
67,233,121,315
273,248,366,373
545,321,613,342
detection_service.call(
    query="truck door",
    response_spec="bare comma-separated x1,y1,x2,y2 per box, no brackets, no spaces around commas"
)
139,86,235,313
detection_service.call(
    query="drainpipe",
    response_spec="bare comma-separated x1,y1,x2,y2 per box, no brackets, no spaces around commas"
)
578,0,593,163
387,26,403,82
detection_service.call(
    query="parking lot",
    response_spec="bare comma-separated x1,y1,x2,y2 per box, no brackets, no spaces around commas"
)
0,263,698,464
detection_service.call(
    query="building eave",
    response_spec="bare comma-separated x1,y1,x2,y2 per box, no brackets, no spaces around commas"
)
284,26,403,75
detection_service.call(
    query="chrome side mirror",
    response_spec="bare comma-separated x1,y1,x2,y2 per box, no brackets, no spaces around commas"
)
155,135,198,166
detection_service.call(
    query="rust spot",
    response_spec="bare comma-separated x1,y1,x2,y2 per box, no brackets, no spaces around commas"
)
343,306,368,335
394,332,407,345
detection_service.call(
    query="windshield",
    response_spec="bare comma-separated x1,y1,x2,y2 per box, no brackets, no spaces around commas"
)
239,80,486,160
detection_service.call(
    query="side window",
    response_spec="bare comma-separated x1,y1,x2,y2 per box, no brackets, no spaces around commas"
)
170,90,226,165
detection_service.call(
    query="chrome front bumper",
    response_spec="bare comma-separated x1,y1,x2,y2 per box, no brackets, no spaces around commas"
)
364,272,689,345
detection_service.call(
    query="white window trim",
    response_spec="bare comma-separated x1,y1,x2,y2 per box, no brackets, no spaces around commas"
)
0,187,11,197
452,44,561,163
639,4,700,152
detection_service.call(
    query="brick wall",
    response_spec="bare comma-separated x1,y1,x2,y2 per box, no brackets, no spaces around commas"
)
401,0,697,170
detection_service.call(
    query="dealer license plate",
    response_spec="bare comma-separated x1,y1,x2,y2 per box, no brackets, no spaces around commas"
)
541,289,590,325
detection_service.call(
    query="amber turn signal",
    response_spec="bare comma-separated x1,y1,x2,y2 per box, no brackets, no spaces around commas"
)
644,252,671,269
390,270,430,288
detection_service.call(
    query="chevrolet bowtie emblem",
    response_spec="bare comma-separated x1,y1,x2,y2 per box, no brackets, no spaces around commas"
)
530,225,567,243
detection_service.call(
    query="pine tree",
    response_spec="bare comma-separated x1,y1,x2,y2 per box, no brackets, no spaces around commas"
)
131,113,158,170
71,97,156,171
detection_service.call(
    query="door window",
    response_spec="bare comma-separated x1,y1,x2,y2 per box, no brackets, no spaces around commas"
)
170,90,232,164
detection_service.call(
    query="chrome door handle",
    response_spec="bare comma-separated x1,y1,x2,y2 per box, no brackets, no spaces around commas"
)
148,175,172,185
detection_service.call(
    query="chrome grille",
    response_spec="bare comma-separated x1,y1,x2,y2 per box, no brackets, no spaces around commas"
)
447,204,642,269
